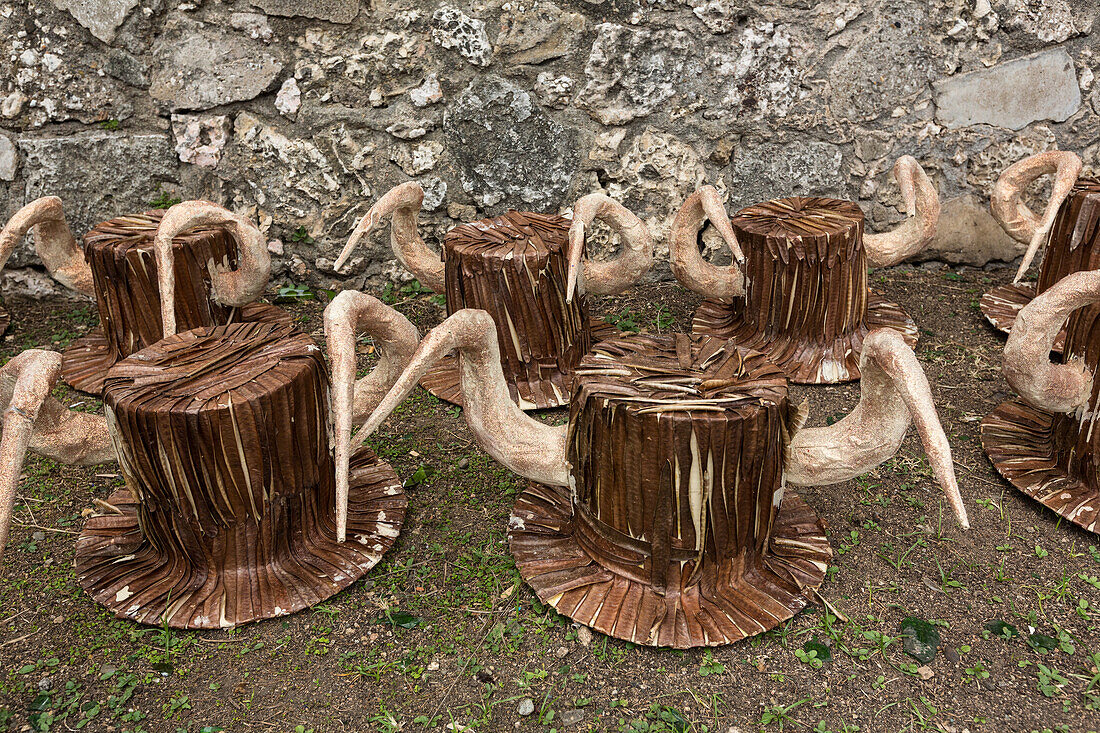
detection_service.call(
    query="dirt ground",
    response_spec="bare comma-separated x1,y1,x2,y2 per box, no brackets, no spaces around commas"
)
1,266,1099,733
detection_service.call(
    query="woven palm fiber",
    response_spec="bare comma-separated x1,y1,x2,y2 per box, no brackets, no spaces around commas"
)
509,334,831,648
691,197,918,384
980,178,1100,354
983,287,1100,534
420,210,617,409
60,211,288,395
74,321,406,628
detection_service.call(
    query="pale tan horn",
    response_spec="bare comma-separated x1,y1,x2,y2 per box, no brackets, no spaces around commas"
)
1003,269,1099,414
155,201,271,337
785,328,969,529
0,197,94,295
565,193,653,303
358,309,569,487
334,182,444,293
864,156,941,268
990,151,1083,283
0,349,114,563
669,185,745,303
324,290,420,543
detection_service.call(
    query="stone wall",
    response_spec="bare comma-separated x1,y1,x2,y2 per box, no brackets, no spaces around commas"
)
1,0,1098,297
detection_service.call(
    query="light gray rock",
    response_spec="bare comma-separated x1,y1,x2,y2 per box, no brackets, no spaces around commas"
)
419,177,447,211
517,698,535,717
534,73,574,110
50,0,139,44
391,141,443,176
918,194,1021,265
149,18,283,111
496,2,586,65
276,77,301,118
559,709,585,726
0,133,16,182
104,49,149,88
248,0,359,23
444,76,578,210
577,23,692,125
231,12,274,42
933,49,1082,130
1005,0,1080,43
687,0,746,34
18,132,178,236
730,140,846,209
828,9,934,122
432,7,492,67
410,75,443,108
171,114,231,168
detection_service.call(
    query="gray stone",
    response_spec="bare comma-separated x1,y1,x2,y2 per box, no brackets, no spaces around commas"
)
1006,0,1080,43
104,49,149,88
248,0,359,23
730,140,845,209
50,0,139,44
391,141,443,176
149,18,283,111
534,73,574,110
231,12,274,42
828,9,934,122
432,7,492,67
0,133,16,182
171,114,230,168
18,132,178,236
444,76,579,211
276,78,301,118
496,2,586,65
918,194,1021,266
517,698,535,716
933,49,1082,130
409,75,443,108
577,23,692,125
559,709,585,726
419,177,447,211
687,0,746,34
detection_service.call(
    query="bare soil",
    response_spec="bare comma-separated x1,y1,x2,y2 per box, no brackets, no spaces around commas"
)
1,266,1099,733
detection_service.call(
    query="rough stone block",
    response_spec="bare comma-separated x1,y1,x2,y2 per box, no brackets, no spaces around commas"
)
150,18,283,111
50,0,139,44
18,132,178,236
933,49,1082,130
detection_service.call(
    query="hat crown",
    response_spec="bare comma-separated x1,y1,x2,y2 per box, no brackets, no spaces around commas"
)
567,334,791,591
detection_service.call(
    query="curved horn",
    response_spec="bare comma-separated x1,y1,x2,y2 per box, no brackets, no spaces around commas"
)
1003,269,1099,414
669,186,745,303
0,197,94,296
358,309,569,487
565,193,654,303
324,290,420,542
154,201,271,337
990,151,1083,283
864,156,941,268
785,328,969,529
334,182,444,293
0,349,114,563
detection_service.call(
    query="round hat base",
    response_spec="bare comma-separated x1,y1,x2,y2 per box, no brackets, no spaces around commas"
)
419,317,620,410
59,303,292,395
509,483,831,648
691,294,917,384
981,399,1099,535
979,282,1066,354
74,449,406,629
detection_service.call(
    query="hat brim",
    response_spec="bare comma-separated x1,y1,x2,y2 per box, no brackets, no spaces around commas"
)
691,294,917,384
982,399,1099,534
979,282,1065,354
60,303,293,395
419,317,620,410
508,482,831,648
74,448,406,628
